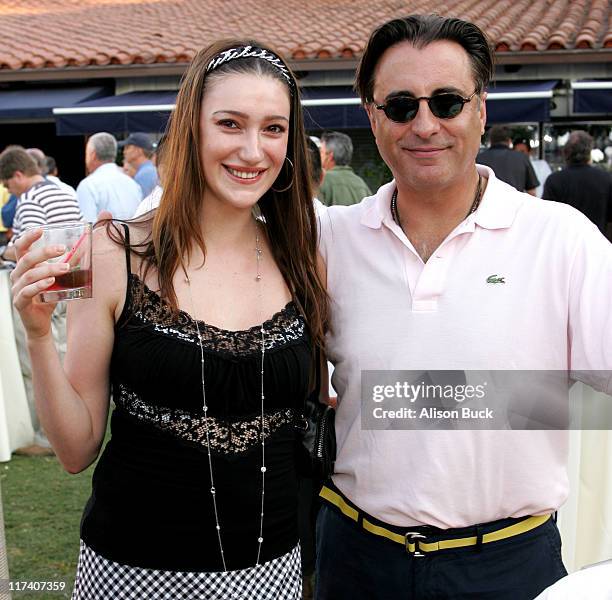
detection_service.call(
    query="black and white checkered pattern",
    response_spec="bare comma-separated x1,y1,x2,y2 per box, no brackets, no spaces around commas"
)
71,540,302,599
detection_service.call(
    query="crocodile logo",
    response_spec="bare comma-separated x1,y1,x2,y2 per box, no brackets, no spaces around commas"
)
486,274,506,284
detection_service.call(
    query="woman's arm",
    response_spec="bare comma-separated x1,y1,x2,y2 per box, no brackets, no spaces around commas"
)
12,226,126,473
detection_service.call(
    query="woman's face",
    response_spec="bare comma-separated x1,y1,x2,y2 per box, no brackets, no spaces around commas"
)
200,72,291,211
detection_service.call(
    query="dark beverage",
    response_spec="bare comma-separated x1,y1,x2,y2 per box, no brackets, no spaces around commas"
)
47,268,92,291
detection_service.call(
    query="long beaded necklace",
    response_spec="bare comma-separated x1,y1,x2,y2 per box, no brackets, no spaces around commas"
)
185,222,266,571
391,173,483,231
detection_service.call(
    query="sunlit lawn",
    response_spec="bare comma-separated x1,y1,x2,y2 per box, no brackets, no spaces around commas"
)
2,429,109,599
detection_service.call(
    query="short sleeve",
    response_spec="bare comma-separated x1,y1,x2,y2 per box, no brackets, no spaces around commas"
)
567,215,612,393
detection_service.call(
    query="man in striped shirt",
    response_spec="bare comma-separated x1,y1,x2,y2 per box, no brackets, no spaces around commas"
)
0,146,82,261
0,146,82,456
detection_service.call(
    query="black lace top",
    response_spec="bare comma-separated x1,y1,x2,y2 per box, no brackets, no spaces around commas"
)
80,257,312,572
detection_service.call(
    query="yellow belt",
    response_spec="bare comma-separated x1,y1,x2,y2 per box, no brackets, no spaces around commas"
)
320,485,551,556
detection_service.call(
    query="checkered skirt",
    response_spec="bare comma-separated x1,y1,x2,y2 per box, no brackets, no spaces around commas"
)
71,540,302,599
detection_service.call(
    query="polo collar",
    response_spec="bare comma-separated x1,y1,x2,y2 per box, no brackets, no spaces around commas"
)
472,164,521,230
359,165,521,232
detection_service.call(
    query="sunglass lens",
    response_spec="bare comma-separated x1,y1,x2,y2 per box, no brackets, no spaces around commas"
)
430,94,464,118
386,97,419,123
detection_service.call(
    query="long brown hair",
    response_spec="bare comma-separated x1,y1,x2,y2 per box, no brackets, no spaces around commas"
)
115,40,327,348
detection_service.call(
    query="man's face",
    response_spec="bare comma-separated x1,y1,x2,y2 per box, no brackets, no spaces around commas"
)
85,142,97,174
319,142,334,170
2,171,28,196
367,40,486,192
123,144,142,164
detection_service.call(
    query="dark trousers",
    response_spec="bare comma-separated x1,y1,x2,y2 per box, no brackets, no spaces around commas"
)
315,504,567,600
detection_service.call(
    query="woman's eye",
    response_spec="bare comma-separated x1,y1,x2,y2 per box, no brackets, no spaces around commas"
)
218,119,238,129
267,124,286,134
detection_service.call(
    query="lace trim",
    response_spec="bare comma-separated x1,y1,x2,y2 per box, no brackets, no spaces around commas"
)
115,384,295,457
127,274,306,356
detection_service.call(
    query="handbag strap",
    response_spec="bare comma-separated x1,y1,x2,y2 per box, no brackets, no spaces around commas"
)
303,346,322,417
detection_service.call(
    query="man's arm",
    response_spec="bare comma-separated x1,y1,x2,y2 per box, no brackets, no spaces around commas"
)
524,157,539,196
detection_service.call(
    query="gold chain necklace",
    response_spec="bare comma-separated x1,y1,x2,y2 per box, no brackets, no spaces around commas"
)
185,222,266,571
391,174,483,231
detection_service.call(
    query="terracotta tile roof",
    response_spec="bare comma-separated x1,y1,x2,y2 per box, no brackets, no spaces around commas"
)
0,0,610,72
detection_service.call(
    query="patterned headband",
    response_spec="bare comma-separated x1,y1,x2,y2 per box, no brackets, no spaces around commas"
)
205,45,294,91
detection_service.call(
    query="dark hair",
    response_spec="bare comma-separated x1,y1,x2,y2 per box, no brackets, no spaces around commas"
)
563,130,592,165
355,14,494,104
0,146,39,179
46,155,58,175
321,131,353,166
306,137,322,189
109,39,327,348
488,125,511,145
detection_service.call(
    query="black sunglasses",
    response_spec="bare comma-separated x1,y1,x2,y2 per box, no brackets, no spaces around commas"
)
375,91,478,123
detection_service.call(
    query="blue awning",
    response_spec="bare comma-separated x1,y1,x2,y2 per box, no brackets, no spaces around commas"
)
54,91,177,135
0,86,108,121
54,87,370,135
485,81,558,123
571,80,612,114
300,87,369,130
54,80,560,135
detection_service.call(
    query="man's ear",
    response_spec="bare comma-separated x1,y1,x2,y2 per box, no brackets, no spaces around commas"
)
365,103,378,138
478,92,487,136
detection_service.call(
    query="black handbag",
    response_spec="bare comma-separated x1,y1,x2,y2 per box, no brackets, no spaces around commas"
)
297,350,336,480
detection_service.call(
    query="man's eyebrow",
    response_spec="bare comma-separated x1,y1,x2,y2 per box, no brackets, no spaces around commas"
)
385,86,467,100
212,110,289,122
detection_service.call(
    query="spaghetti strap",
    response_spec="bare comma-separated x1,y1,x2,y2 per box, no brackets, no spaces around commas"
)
122,223,132,276
115,223,134,328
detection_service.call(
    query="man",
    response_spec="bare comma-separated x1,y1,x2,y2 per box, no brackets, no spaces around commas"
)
316,15,612,600
118,132,159,198
478,124,539,194
543,130,612,235
319,131,371,206
76,132,142,222
513,137,552,198
0,146,83,455
0,147,82,261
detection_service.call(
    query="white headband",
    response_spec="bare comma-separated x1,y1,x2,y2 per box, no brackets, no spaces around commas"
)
205,45,294,90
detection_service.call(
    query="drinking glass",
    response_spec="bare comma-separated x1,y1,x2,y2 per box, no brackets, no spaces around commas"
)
37,222,92,303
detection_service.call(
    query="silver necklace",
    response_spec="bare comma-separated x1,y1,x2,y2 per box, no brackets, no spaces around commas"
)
185,224,266,571
391,174,483,231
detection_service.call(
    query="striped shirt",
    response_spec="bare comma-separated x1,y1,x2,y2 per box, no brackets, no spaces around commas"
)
12,180,83,239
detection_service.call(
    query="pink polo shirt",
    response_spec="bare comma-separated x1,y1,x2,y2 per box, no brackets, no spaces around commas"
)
319,165,612,529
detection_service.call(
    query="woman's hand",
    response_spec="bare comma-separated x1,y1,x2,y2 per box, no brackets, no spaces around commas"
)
10,228,71,340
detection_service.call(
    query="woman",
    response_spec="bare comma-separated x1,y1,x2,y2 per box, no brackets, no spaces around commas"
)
11,39,326,599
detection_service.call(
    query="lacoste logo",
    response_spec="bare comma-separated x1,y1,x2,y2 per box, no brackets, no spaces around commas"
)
486,274,506,284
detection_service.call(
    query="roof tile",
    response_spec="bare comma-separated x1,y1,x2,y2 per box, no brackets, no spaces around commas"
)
0,0,609,72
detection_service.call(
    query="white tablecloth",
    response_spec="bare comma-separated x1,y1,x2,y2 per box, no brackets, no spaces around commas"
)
558,383,612,571
0,269,33,461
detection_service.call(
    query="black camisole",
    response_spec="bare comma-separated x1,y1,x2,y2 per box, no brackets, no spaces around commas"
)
80,231,313,572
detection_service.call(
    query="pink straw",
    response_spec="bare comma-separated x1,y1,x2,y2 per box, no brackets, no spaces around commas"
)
63,230,88,264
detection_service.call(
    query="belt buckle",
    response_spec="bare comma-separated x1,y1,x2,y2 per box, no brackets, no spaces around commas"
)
404,531,427,558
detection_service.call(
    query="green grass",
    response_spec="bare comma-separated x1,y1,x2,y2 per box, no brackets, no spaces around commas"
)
1,434,108,599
